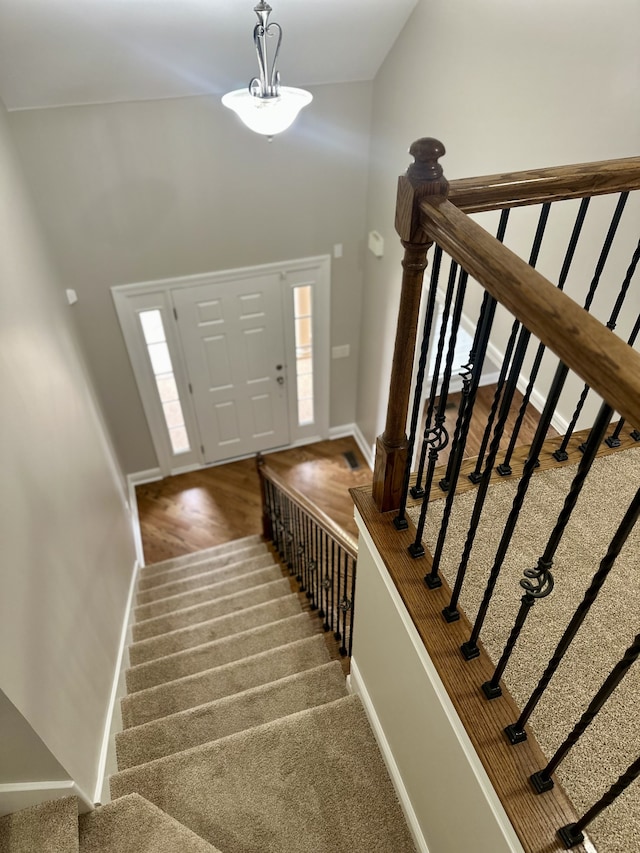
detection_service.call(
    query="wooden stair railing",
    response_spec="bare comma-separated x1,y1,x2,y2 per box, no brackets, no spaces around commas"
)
373,140,640,511
257,455,358,657
363,140,640,852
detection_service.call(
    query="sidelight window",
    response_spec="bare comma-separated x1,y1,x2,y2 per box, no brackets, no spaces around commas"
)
293,285,314,426
139,309,191,454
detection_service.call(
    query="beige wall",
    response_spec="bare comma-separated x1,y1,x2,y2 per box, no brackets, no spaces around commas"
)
8,82,373,474
357,0,640,448
0,100,136,797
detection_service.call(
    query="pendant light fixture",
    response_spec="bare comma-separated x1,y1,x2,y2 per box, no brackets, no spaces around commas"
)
222,2,312,140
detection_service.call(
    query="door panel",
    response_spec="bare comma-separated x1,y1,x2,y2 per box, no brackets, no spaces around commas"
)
172,274,289,464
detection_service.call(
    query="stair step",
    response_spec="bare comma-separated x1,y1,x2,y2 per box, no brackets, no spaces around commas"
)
132,578,291,642
110,695,416,853
134,565,283,622
78,794,221,853
0,797,79,853
125,612,320,695
121,634,330,729
116,661,346,769
140,535,263,576
129,595,301,666
136,553,275,603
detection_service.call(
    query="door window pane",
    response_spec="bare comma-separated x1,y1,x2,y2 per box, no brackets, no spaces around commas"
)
139,309,191,455
293,285,314,426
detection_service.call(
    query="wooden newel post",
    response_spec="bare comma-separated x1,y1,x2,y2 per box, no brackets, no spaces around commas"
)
372,138,449,512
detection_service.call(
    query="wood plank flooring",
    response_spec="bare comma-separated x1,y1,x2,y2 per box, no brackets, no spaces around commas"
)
135,384,551,566
135,437,372,566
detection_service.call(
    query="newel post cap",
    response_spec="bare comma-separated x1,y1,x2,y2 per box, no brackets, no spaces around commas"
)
407,137,447,185
396,136,449,242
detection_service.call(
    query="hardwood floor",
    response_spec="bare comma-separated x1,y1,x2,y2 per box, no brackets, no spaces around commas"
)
135,384,551,566
135,437,372,566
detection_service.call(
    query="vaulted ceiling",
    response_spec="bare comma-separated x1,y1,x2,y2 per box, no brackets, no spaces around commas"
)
0,0,418,111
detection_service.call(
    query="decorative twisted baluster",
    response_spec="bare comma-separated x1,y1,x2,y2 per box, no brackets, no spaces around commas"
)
457,361,569,645
479,401,613,691
557,754,640,848
406,267,469,562
531,629,640,797
553,192,630,461
505,485,640,743
497,197,591,476
407,248,448,502
395,247,447,521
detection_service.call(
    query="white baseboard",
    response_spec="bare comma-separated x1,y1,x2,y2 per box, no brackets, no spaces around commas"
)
0,780,93,817
484,339,569,435
352,424,375,470
349,658,430,853
127,467,162,486
93,557,140,805
328,423,356,441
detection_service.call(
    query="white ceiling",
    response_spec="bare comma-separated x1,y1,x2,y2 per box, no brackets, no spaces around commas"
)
0,0,418,111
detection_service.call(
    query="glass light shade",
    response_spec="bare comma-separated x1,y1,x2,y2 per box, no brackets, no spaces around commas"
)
222,86,312,137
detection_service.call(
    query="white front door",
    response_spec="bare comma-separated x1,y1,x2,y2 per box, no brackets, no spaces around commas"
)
172,273,290,464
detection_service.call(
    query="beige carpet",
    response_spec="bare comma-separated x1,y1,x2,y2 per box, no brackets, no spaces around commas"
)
0,537,416,852
136,552,277,602
0,798,79,853
408,447,640,853
78,794,221,853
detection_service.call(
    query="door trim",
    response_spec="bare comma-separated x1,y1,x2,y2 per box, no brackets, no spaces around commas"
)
112,255,331,475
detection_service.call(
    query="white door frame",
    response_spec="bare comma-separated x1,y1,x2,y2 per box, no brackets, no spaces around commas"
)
112,255,331,476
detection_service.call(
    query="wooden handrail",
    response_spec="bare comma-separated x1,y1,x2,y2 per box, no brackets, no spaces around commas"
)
418,197,640,429
449,156,640,213
257,458,358,560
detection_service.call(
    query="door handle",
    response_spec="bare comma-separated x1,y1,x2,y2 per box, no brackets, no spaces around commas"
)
276,376,285,385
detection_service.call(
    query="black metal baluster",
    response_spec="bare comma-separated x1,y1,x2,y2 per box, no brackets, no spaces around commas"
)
481,401,613,695
441,210,510,491
557,755,640,848
531,629,640,796
467,319,520,484
395,244,443,504
505,485,640,743
437,323,533,614
294,506,303,579
439,295,490,493
497,198,591,475
426,294,499,587
407,269,469,559
317,530,327,619
410,256,458,502
607,311,640,446
299,513,308,592
324,538,335,632
339,554,352,656
334,547,343,643
347,557,357,657
457,362,570,642
576,238,640,454
309,522,318,609
553,192,630,461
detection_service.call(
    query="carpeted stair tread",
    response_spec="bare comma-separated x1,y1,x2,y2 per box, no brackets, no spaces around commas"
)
125,613,320,695
111,694,416,853
132,578,292,642
121,634,330,728
129,595,302,666
134,565,283,622
78,794,222,853
0,797,79,853
140,535,263,576
116,661,347,769
137,553,275,603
